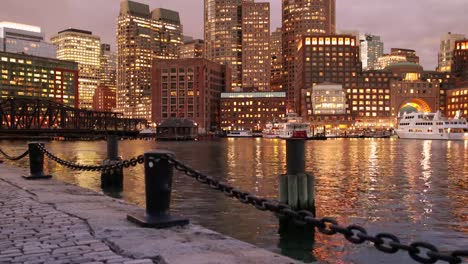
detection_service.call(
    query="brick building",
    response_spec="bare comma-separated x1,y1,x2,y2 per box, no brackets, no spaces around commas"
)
151,58,230,133
92,85,116,112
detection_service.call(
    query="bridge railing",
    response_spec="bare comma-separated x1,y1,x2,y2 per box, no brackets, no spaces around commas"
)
0,140,466,264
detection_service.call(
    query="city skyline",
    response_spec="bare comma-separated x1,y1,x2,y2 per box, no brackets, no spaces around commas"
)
0,0,467,70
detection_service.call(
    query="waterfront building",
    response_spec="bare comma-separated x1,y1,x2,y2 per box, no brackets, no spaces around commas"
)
151,58,231,133
438,32,465,72
220,91,286,131
0,21,56,59
453,39,468,86
241,1,271,91
117,0,183,120
0,51,78,108
204,0,243,91
99,44,116,89
92,85,116,112
270,27,282,91
360,34,384,70
282,0,336,111
179,39,204,59
51,28,101,110
446,87,468,117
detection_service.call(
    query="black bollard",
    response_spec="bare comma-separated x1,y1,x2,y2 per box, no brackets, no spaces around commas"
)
286,139,305,175
127,150,189,228
101,135,123,194
23,142,52,180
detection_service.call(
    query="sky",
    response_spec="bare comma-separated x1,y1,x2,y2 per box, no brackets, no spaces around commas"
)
1,0,467,70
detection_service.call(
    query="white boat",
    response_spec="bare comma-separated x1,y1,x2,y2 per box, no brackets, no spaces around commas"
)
226,130,253,137
395,110,468,140
277,112,313,139
262,121,280,138
139,128,157,135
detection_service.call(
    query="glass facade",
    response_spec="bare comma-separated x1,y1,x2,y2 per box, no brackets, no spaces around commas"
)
0,51,78,107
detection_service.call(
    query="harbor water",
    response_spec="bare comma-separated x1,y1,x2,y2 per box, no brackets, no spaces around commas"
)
1,138,467,263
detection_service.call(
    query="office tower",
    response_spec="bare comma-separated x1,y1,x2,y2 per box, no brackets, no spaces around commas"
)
99,44,116,88
0,51,78,107
270,27,282,91
438,32,465,72
361,34,384,70
92,85,116,112
151,58,231,133
0,21,56,58
51,29,101,110
376,48,419,70
453,40,468,85
117,0,183,119
179,39,204,58
204,0,244,91
282,0,336,111
390,48,419,64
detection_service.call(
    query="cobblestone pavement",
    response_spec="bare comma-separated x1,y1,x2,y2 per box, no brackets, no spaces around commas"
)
0,179,154,264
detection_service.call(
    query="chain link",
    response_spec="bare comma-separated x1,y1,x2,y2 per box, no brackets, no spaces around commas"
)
162,154,466,264
0,148,29,161
36,144,144,172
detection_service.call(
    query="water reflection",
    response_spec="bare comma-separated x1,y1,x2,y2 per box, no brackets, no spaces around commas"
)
0,138,467,264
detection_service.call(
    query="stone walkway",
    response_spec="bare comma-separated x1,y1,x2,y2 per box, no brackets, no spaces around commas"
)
0,179,153,264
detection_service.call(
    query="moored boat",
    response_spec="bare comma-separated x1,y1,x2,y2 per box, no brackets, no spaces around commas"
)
226,130,253,137
395,110,468,140
277,112,313,139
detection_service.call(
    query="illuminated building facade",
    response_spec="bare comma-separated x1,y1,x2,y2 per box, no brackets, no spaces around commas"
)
390,48,419,64
296,35,361,113
270,27,282,91
204,0,244,91
282,0,336,111
438,32,465,72
453,39,468,85
51,28,101,110
151,58,231,133
100,44,116,89
220,92,286,130
117,0,183,120
446,87,468,117
92,85,116,112
376,48,419,70
360,34,384,70
179,39,204,58
0,51,78,108
241,1,270,91
0,21,56,59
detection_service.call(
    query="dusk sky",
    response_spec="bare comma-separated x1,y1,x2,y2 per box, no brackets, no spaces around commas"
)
1,0,467,70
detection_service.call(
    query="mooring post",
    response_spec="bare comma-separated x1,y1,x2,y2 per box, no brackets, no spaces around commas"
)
23,142,52,180
127,150,189,228
286,139,305,175
101,135,123,192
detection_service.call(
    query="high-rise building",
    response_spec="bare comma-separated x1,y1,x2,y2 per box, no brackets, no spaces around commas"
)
99,44,116,88
282,0,336,111
151,58,231,133
0,21,56,59
204,0,244,91
376,48,419,70
361,34,384,70
0,51,78,108
51,29,101,110
241,1,270,91
453,39,468,85
117,0,183,120
179,39,204,58
390,48,419,64
438,32,465,72
92,85,116,112
270,27,282,91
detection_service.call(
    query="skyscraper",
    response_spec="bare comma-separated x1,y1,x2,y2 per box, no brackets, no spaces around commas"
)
438,32,465,72
270,27,282,91
204,0,244,91
241,1,270,91
361,34,384,70
51,29,101,110
0,21,56,59
99,44,116,89
282,0,336,112
179,39,204,58
117,0,183,119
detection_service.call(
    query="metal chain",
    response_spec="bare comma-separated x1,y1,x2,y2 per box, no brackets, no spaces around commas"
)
0,148,29,161
36,144,144,172
163,154,466,264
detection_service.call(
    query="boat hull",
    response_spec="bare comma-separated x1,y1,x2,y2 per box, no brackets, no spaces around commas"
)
396,130,468,140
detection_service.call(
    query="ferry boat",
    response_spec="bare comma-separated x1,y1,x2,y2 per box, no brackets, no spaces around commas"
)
226,130,253,137
277,112,313,139
262,121,280,138
395,110,468,140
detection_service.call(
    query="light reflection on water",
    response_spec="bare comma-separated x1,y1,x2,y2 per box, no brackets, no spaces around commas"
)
1,138,467,264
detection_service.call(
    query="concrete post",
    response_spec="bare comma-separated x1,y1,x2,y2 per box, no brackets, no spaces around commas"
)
23,142,52,180
127,150,189,228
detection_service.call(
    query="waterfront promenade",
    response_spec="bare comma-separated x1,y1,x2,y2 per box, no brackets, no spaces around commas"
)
0,163,298,264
